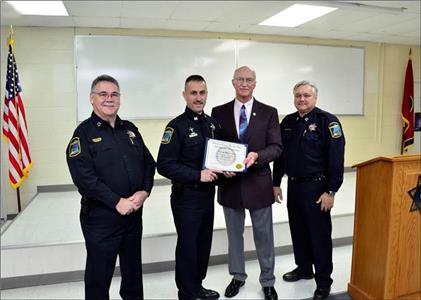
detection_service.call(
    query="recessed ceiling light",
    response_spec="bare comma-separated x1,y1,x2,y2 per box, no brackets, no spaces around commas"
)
259,4,337,27
7,1,68,16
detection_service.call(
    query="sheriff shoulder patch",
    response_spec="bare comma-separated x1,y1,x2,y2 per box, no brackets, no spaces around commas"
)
328,122,342,138
69,137,81,157
161,127,174,144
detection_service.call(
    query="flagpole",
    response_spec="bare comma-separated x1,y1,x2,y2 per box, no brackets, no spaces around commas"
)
16,187,22,212
9,25,22,213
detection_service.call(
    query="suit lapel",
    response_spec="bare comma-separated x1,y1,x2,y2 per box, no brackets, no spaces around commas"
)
244,98,261,142
226,100,239,141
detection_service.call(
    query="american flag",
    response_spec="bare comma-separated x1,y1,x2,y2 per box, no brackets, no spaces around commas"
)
2,31,32,188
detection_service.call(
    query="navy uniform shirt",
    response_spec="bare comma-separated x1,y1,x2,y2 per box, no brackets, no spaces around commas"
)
273,107,345,193
157,107,219,184
66,112,156,210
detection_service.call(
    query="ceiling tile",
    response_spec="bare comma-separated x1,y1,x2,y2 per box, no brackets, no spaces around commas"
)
1,15,74,27
379,17,420,34
0,1,419,45
65,1,122,18
338,13,417,32
120,18,169,30
169,1,229,22
355,1,420,14
214,1,292,24
73,16,120,28
300,9,377,30
121,1,179,19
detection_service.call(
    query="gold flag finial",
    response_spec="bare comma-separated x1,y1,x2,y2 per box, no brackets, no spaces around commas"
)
8,25,15,49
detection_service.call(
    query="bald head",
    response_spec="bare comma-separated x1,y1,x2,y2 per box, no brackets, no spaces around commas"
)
233,66,256,80
232,65,257,103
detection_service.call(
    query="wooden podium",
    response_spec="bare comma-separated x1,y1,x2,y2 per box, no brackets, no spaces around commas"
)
348,155,421,300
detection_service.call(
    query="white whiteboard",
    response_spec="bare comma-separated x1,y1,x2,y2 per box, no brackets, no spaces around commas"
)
75,35,364,121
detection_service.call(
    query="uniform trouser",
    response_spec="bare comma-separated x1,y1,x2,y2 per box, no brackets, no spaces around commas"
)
80,209,143,300
171,186,215,300
287,180,333,288
223,206,275,287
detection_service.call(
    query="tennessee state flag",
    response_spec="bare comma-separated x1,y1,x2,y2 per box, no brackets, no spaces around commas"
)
401,49,414,154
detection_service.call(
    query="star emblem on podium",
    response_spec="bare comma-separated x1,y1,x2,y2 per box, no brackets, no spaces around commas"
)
408,174,421,213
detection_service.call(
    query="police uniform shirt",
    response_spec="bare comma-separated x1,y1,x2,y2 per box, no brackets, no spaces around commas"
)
157,107,218,184
66,112,156,210
273,107,345,193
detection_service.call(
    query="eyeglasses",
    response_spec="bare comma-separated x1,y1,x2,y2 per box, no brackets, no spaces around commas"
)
234,77,255,84
91,91,121,100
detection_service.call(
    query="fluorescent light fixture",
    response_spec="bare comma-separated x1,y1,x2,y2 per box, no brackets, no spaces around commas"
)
260,4,337,27
7,1,68,16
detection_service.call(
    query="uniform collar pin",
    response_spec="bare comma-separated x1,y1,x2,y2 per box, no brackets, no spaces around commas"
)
96,121,102,127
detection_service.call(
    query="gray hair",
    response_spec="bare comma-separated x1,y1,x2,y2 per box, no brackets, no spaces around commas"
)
91,74,120,92
293,80,318,97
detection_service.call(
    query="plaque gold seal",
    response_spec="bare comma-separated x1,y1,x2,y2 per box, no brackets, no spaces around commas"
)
235,163,243,170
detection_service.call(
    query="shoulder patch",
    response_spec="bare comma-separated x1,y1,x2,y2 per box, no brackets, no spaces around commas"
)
161,127,174,144
328,122,342,138
69,137,81,157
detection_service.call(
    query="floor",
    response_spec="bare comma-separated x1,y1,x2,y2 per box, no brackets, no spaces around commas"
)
1,172,356,299
1,244,352,299
1,172,356,247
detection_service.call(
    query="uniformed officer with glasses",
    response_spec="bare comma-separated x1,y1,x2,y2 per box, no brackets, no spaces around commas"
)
66,74,156,300
273,80,345,300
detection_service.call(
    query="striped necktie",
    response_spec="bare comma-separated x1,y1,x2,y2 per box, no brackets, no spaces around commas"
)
239,104,248,142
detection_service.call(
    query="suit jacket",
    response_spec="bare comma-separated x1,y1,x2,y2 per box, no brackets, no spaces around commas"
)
211,98,282,209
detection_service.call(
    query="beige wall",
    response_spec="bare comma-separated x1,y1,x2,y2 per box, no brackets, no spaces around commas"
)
1,26,420,214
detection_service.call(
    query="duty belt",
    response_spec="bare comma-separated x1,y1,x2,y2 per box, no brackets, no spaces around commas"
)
288,174,326,183
172,181,214,191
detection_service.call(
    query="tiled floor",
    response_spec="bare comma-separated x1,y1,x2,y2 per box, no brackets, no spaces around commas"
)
1,245,352,300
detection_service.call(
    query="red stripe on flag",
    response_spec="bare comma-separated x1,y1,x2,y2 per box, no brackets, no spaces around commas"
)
401,49,414,154
1,33,32,189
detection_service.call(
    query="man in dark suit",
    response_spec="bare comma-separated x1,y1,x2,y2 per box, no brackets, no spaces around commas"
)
211,66,282,300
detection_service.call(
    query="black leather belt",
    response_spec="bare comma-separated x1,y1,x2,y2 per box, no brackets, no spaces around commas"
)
288,174,326,183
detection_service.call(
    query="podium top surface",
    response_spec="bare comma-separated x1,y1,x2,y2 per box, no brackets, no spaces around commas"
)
352,154,421,168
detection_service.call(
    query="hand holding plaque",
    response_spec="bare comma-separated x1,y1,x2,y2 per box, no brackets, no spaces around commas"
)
203,138,248,172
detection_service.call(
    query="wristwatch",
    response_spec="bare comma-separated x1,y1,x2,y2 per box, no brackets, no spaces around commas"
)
328,191,336,197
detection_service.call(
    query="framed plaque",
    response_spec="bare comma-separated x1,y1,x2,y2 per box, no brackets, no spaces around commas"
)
203,138,248,172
